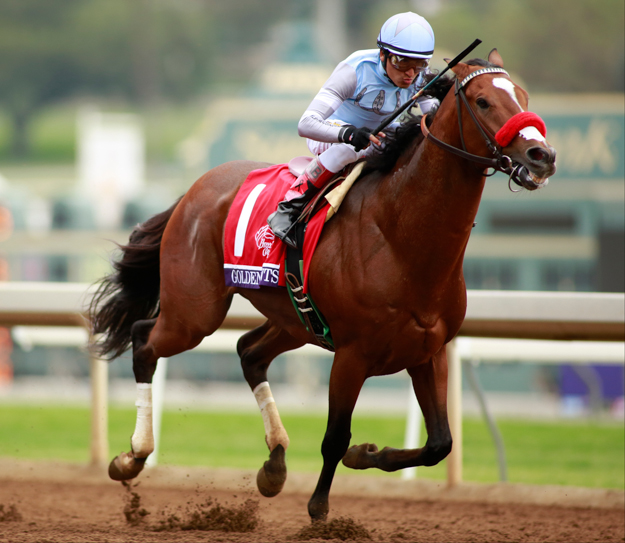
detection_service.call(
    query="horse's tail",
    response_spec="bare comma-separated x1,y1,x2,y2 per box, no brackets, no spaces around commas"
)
89,197,182,360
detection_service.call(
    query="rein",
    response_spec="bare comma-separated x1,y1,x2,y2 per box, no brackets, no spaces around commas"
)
420,67,544,190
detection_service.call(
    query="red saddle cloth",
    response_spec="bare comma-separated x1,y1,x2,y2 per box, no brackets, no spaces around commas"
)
223,163,328,292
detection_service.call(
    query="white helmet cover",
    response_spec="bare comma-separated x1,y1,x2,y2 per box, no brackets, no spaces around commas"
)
377,12,435,59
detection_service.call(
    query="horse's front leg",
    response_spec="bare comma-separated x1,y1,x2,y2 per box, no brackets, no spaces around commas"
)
238,321,305,498
342,346,452,472
109,319,158,481
307,351,366,522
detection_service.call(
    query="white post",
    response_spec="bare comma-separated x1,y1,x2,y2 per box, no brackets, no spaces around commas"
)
146,358,167,468
401,383,422,480
89,354,108,466
446,338,463,486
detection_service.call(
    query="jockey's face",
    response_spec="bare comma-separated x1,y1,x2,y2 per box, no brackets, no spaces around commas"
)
380,50,421,89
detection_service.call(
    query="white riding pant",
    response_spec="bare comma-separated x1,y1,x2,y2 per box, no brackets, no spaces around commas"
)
307,141,368,173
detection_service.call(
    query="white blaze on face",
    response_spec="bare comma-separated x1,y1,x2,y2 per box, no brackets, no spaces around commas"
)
492,78,523,112
519,126,546,143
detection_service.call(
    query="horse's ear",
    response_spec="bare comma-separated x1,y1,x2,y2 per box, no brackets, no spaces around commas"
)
450,60,468,77
488,48,504,68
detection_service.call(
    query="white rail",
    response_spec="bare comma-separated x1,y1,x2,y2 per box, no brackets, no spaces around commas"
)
1,282,623,340
1,282,624,483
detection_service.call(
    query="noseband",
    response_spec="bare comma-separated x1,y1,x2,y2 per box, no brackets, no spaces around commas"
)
420,67,545,190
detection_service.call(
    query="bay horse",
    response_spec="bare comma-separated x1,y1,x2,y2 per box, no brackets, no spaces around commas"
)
90,49,556,522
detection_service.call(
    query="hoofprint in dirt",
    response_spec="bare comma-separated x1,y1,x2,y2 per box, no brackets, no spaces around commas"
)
0,460,623,543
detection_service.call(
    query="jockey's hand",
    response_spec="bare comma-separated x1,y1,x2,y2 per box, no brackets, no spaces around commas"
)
340,126,384,152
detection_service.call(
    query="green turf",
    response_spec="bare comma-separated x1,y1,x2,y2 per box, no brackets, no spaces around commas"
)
0,404,622,489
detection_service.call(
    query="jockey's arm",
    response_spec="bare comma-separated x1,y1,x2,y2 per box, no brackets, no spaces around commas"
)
297,62,358,144
413,69,440,114
298,60,434,147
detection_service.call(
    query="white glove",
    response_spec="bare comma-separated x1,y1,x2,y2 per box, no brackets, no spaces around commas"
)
416,97,440,114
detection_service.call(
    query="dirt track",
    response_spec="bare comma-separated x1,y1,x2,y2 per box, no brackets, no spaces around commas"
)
0,459,623,542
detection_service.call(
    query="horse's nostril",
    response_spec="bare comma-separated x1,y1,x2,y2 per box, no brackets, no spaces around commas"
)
527,146,550,164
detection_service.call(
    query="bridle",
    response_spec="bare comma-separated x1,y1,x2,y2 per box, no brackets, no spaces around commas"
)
420,67,543,191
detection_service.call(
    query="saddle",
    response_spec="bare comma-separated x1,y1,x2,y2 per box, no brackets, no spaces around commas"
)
287,156,365,224
283,159,365,352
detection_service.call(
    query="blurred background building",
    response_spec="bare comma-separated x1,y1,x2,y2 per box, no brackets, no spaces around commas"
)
0,0,623,417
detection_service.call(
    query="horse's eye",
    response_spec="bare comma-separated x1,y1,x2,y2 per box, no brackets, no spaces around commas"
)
476,98,490,109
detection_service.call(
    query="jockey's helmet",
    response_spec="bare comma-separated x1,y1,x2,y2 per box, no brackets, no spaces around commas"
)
377,12,435,60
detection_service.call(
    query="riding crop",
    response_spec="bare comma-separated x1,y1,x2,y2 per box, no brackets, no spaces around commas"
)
373,38,483,135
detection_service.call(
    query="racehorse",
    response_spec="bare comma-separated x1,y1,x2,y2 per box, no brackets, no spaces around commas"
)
90,49,556,522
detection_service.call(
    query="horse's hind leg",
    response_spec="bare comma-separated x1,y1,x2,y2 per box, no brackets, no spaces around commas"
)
237,321,305,498
109,296,230,481
109,318,159,481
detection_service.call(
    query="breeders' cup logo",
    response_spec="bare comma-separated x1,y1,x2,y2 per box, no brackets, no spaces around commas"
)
255,225,275,257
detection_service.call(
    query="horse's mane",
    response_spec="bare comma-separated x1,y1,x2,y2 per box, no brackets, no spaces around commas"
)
364,58,492,173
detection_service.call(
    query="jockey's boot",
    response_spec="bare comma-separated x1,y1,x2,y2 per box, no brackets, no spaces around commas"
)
268,157,335,249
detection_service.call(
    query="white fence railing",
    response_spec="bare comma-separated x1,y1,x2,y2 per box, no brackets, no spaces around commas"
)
1,282,623,339
1,281,624,485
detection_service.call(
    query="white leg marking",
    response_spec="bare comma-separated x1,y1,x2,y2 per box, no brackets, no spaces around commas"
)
253,381,290,451
492,78,523,112
235,184,266,257
131,383,154,458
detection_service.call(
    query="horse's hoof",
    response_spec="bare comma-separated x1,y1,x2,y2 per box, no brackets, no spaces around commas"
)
256,444,287,497
342,443,379,470
108,452,147,481
307,496,329,522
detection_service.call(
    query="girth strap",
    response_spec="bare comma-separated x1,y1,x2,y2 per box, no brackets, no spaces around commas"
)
285,241,334,352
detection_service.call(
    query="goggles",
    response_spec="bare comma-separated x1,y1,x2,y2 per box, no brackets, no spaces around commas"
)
388,54,429,73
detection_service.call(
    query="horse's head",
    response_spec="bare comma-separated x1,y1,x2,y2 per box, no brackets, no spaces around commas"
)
449,49,557,190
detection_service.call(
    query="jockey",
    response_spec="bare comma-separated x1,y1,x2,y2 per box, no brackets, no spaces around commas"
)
268,11,439,248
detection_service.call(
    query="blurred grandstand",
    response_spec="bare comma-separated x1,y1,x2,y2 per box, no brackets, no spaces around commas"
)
0,1,623,419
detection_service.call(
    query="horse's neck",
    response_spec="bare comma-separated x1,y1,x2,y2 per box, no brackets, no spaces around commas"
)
380,117,487,279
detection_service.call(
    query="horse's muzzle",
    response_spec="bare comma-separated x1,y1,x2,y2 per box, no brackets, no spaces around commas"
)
509,143,556,190
526,144,557,175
